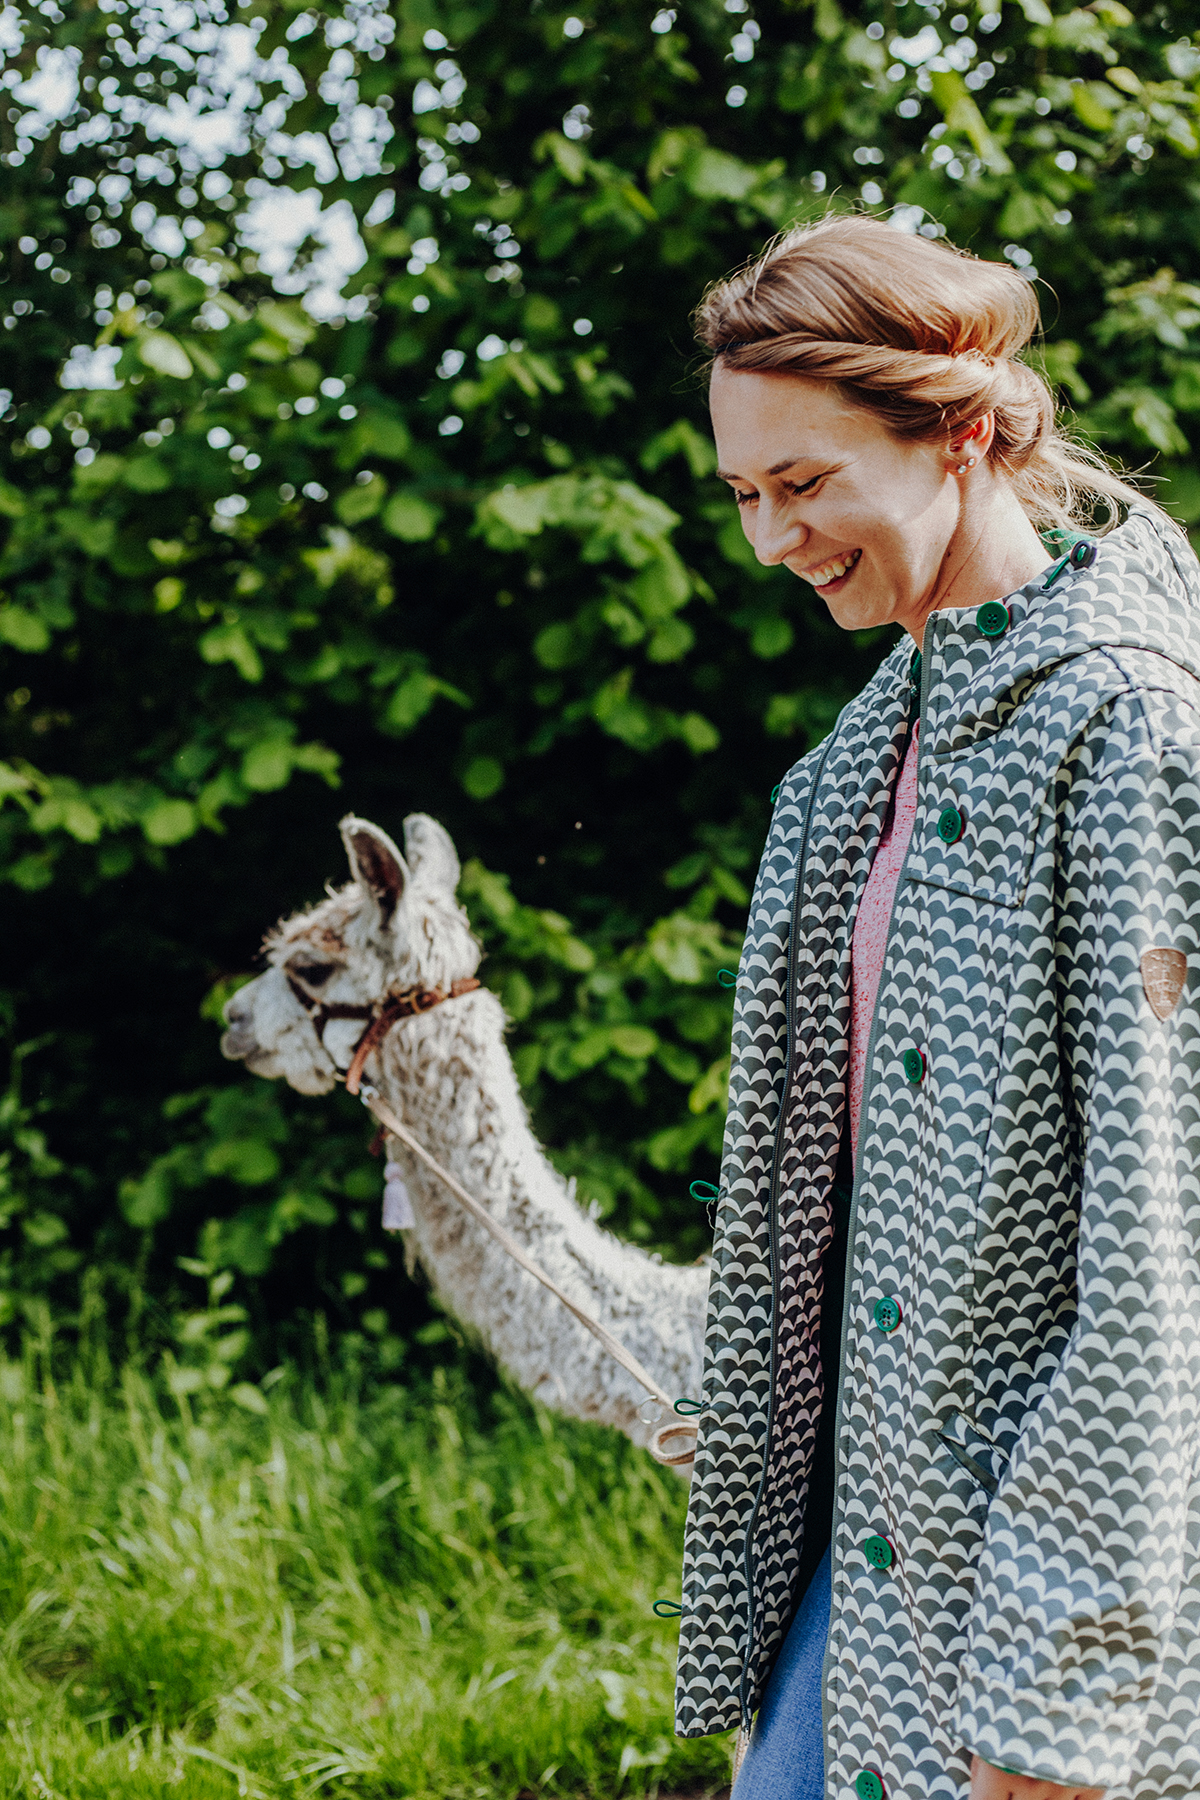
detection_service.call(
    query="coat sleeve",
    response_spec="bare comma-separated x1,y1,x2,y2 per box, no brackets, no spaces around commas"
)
953,699,1200,1788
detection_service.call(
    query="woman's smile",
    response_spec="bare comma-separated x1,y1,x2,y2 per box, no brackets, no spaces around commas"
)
797,546,862,591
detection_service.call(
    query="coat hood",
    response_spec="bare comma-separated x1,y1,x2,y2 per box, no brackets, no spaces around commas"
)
914,503,1200,759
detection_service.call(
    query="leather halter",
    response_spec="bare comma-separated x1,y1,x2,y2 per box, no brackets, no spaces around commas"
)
285,972,481,1095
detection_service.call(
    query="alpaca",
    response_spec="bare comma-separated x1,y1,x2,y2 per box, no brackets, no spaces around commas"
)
221,813,710,1451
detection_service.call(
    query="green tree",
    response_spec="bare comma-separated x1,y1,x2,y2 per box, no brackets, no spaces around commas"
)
1,0,1198,1350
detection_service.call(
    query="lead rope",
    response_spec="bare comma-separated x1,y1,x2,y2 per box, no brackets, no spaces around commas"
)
356,1082,699,1470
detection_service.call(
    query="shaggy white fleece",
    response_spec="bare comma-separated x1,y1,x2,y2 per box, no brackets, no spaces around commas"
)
222,812,709,1449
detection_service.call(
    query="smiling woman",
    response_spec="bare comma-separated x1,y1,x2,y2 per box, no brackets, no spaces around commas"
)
698,214,1151,647
671,214,1200,1800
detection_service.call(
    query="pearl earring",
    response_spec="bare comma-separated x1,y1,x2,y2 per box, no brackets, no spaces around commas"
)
954,456,977,474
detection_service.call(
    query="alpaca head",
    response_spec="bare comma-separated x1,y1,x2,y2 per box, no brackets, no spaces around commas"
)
221,812,481,1095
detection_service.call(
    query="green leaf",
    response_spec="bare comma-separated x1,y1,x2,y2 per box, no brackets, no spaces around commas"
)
1111,387,1190,455
154,577,185,612
0,761,33,803
31,783,102,842
537,130,589,184
640,420,717,478
335,474,387,524
677,712,720,754
290,741,341,787
137,332,194,379
749,616,794,660
382,492,442,540
124,457,172,493
23,1210,69,1248
384,670,439,730
646,618,694,662
229,1381,270,1414
688,1057,730,1115
631,550,690,621
533,621,584,668
119,1160,174,1228
151,269,208,313
56,507,116,556
0,607,50,652
1073,83,1117,130
203,1137,281,1185
199,623,263,683
462,756,505,799
142,798,198,845
1035,341,1092,404
684,147,759,200
998,189,1051,240
241,739,294,792
71,453,125,494
255,300,316,349
928,70,1013,175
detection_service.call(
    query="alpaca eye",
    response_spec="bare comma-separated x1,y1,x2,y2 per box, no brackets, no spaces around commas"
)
290,961,337,986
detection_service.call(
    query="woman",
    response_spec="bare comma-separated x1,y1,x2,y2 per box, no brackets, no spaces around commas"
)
674,214,1200,1800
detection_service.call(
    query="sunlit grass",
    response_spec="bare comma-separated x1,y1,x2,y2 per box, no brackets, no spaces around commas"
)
0,1334,731,1798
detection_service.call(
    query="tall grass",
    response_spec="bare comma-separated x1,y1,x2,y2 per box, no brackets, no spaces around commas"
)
0,1325,731,1798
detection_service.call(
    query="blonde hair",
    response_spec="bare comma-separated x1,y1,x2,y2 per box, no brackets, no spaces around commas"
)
695,215,1155,537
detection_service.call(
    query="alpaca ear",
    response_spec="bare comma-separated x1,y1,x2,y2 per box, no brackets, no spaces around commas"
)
339,816,408,927
402,813,461,894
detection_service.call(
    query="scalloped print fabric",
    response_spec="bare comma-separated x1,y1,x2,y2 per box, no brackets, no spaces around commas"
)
676,507,1200,1800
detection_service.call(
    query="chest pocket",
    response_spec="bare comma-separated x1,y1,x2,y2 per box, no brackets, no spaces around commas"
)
904,745,1046,910
938,1409,1009,1495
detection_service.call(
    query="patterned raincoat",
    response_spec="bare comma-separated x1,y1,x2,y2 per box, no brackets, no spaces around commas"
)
675,506,1200,1799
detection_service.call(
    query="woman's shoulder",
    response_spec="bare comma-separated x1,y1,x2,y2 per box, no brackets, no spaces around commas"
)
771,638,911,811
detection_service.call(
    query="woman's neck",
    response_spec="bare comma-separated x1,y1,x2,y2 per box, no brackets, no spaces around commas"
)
903,478,1055,649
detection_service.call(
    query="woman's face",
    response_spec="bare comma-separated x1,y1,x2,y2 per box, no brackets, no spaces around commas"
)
708,364,969,641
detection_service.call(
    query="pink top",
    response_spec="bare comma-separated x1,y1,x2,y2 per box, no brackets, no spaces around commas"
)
848,722,920,1161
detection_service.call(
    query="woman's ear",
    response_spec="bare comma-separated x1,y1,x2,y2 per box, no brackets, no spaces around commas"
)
948,412,997,470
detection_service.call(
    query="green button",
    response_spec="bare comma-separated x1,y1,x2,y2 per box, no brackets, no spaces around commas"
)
863,1534,894,1570
936,804,964,845
901,1046,925,1085
873,1296,902,1334
975,600,1009,638
856,1771,886,1800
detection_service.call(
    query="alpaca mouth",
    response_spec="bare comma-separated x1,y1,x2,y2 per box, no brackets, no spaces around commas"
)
220,1024,258,1061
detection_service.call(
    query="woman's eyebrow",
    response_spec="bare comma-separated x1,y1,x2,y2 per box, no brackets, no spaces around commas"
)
714,454,816,482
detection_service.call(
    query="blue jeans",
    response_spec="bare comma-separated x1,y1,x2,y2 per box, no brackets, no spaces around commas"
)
732,1546,831,1800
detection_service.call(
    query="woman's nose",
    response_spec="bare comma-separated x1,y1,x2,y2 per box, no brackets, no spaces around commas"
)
752,499,808,567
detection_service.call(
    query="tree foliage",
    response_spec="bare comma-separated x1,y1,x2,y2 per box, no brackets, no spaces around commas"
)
1,0,1198,1357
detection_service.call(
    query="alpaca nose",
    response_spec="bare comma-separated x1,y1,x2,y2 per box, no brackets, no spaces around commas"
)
220,990,258,1061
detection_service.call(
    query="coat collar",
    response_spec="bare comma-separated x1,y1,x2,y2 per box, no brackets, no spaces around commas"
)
920,506,1200,757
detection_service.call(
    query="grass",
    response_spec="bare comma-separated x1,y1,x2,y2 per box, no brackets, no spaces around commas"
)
0,1326,732,1799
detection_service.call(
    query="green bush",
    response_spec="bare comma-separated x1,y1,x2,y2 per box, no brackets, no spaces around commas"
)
1,0,1198,1358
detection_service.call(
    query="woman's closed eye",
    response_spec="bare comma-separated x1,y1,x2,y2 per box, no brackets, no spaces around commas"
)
731,472,827,506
